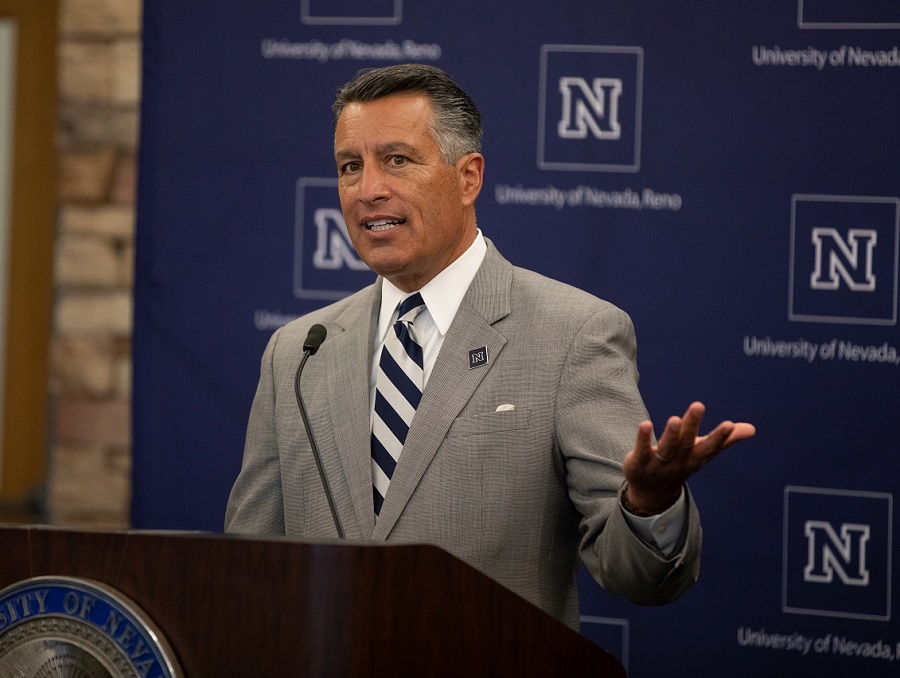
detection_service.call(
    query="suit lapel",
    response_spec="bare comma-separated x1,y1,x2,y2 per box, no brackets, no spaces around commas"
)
371,243,513,540
326,283,381,538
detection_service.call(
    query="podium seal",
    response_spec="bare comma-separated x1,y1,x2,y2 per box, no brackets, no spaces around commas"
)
0,576,182,677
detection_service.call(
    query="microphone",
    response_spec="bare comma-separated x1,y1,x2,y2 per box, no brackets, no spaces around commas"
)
294,324,345,538
303,323,327,354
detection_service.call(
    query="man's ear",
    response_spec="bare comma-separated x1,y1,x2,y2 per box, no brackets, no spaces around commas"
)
457,153,484,207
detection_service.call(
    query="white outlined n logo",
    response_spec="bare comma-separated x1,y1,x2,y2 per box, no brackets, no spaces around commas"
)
804,521,870,586
311,208,368,271
783,486,892,621
295,177,373,300
810,228,877,291
557,77,622,140
537,45,643,173
788,194,899,325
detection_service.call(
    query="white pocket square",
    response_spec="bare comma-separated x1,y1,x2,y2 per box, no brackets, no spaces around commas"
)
495,404,515,412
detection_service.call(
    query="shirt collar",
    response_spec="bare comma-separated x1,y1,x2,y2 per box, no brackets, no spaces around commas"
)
378,230,487,340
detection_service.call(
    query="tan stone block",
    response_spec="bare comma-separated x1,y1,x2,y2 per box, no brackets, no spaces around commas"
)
51,335,115,396
60,204,135,239
59,103,140,149
60,0,142,36
58,148,117,202
55,398,131,446
119,243,135,287
47,444,130,526
112,335,132,359
55,235,120,287
112,39,141,105
112,354,132,399
59,40,114,103
56,291,133,334
110,153,138,205
107,338,132,398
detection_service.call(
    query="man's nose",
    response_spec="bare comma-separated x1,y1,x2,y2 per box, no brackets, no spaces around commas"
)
357,164,391,203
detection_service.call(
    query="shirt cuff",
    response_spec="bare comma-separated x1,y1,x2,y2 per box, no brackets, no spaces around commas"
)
620,486,687,556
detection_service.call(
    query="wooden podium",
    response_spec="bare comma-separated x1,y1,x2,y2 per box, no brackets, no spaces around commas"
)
0,525,625,676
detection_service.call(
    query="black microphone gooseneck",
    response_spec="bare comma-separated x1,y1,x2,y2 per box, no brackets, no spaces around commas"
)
294,323,345,538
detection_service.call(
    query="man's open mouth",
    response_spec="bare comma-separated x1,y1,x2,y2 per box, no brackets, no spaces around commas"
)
365,218,405,232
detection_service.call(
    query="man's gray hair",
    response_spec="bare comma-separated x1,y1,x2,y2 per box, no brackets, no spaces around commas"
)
333,63,483,164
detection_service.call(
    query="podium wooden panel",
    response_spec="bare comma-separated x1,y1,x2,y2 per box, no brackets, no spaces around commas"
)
0,525,625,676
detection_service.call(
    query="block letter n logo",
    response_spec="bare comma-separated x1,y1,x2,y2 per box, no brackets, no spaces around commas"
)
804,521,870,586
557,77,622,140
312,208,368,271
810,228,877,291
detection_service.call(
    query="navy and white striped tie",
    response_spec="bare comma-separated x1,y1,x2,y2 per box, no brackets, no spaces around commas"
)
371,293,426,516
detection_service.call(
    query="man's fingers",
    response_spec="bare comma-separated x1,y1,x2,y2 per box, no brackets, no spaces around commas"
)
677,401,705,448
660,415,683,442
633,420,655,457
725,422,756,446
634,405,756,472
656,403,704,461
653,416,683,462
695,421,757,460
694,421,736,458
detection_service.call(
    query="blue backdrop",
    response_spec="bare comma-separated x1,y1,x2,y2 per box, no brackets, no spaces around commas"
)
134,2,900,674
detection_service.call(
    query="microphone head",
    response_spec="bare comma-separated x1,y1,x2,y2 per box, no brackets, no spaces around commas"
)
303,323,327,354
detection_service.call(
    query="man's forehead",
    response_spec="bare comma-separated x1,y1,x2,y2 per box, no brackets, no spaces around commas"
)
342,91,431,111
334,95,435,153
336,93,432,128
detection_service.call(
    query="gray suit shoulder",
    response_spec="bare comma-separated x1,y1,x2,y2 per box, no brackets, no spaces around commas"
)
509,263,630,324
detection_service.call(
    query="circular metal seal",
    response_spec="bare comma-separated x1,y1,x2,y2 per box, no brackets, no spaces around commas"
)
0,576,182,678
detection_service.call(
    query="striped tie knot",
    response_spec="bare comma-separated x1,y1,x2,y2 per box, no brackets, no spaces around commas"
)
396,292,425,323
392,293,426,369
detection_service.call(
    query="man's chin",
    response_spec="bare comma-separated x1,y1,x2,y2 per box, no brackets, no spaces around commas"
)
361,253,410,280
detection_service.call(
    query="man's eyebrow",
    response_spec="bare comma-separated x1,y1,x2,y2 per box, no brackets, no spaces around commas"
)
380,141,417,155
334,148,360,163
335,142,419,161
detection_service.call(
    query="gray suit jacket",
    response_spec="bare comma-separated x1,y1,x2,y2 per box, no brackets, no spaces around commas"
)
225,241,701,628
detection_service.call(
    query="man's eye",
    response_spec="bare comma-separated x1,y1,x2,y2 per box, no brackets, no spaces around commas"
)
388,155,408,166
340,161,360,174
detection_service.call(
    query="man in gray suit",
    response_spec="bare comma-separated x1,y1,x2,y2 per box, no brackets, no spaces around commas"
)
225,64,754,629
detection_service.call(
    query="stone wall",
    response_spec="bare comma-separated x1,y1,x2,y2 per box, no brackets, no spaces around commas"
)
47,0,142,526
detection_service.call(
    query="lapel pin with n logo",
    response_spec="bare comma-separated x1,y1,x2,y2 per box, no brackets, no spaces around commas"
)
468,346,489,369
